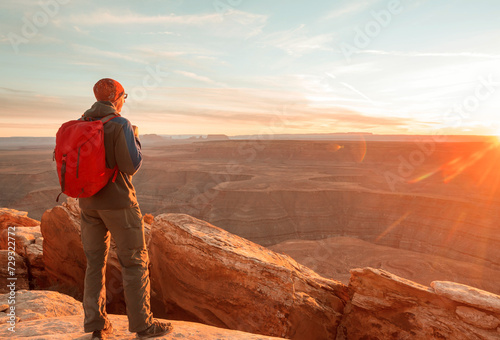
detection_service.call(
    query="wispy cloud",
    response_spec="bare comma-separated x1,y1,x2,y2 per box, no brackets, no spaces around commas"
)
0,87,34,94
142,31,179,36
71,44,148,64
2,1,500,137
64,10,267,28
359,50,500,59
322,0,377,20
174,70,227,87
66,11,222,26
143,102,412,134
256,24,334,56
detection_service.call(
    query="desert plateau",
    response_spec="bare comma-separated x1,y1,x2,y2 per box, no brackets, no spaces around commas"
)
1,135,500,291
2,135,500,339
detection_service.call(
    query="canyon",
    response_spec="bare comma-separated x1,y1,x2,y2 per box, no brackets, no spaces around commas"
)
1,136,500,297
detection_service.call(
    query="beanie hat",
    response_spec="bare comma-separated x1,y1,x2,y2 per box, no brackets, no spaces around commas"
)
93,78,124,102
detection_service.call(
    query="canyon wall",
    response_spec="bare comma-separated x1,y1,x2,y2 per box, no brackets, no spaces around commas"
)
2,140,500,296
204,187,500,270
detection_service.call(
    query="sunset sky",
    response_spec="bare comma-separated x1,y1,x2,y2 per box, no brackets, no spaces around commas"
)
1,0,500,137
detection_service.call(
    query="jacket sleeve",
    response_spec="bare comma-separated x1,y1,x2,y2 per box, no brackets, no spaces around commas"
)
114,119,142,176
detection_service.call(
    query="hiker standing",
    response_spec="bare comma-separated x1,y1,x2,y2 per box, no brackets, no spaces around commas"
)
77,78,172,339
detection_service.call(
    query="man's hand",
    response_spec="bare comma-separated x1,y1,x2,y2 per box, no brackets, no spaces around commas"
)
132,125,139,137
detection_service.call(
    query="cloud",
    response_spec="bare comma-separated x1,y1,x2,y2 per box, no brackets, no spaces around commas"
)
61,8,268,40
358,50,500,59
65,9,267,28
322,1,377,20
142,31,178,36
256,24,334,56
71,44,149,64
0,83,416,137
0,87,35,94
148,103,412,134
174,70,227,87
125,86,414,133
73,26,90,35
66,11,220,26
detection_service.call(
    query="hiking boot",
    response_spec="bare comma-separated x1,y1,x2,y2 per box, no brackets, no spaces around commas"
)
91,323,113,340
137,320,173,338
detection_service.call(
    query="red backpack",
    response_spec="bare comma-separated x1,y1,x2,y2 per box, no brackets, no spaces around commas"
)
54,115,118,201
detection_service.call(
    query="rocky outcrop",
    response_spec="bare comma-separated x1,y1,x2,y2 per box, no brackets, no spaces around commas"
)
0,290,285,340
0,208,46,291
149,213,349,340
40,199,86,297
5,202,500,339
0,208,39,230
39,202,349,339
0,290,83,323
0,226,41,256
0,251,29,293
337,267,500,339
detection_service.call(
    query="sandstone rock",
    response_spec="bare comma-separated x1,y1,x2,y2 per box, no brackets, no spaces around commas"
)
149,213,349,340
26,242,50,289
432,281,500,314
0,208,39,231
0,289,286,339
0,314,287,339
0,290,83,323
35,236,43,246
26,242,43,268
63,197,81,216
40,200,127,313
338,267,500,340
350,292,395,310
143,213,154,225
0,208,49,290
455,306,500,330
40,204,86,298
0,226,41,256
0,250,29,293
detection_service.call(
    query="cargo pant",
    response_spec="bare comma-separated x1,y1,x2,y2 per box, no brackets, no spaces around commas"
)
80,206,153,333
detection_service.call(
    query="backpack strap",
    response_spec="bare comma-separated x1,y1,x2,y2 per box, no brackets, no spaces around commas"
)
79,113,120,123
101,114,120,184
101,114,119,124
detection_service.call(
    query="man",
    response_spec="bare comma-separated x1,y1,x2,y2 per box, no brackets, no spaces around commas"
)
79,78,172,339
